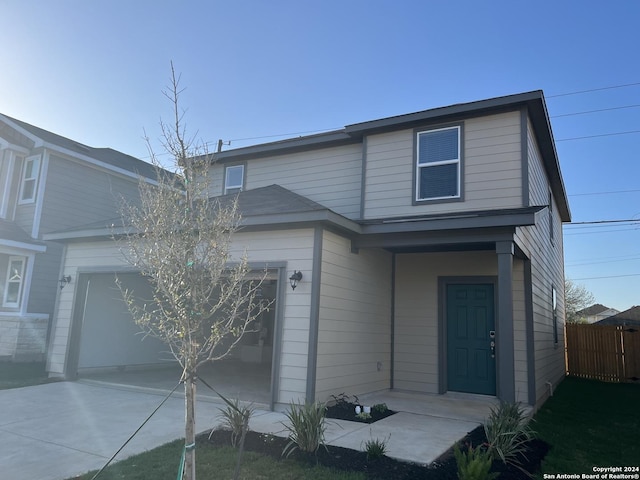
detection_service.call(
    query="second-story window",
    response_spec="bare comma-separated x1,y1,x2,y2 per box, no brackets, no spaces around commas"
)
224,164,244,195
416,126,461,202
19,155,41,204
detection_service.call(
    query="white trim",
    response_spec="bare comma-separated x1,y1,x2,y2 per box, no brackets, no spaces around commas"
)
0,240,47,253
0,114,158,185
2,255,26,308
0,150,15,219
224,164,244,194
20,252,36,314
0,311,48,318
415,126,461,201
31,150,49,238
18,154,41,204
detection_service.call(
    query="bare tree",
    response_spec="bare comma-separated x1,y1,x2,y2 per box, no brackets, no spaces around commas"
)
116,65,267,480
565,279,596,324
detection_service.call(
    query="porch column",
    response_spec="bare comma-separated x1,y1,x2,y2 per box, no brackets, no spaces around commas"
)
496,241,516,403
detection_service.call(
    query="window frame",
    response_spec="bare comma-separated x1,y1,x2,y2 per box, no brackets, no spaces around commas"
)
552,285,558,345
3,256,26,308
413,124,463,204
224,163,245,195
18,155,41,204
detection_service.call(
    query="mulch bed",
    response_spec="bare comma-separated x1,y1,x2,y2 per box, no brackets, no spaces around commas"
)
206,425,550,479
325,401,396,424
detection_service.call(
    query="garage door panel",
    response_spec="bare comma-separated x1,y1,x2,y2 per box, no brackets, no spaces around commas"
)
78,273,169,369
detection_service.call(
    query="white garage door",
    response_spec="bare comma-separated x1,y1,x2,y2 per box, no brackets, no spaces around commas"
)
77,272,169,370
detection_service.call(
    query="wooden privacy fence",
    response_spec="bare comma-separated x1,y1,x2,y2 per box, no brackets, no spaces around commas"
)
566,324,640,383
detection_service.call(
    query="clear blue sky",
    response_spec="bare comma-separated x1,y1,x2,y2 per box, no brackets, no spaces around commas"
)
2,1,639,311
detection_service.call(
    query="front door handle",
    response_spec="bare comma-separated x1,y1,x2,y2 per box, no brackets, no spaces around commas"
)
490,340,496,358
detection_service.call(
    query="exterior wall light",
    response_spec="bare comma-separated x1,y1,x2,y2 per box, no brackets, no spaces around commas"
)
289,271,303,290
59,275,72,290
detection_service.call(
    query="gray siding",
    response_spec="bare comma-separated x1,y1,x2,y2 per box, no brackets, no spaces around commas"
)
364,111,523,218
26,241,64,314
315,230,392,401
514,117,566,408
39,153,142,235
210,144,363,219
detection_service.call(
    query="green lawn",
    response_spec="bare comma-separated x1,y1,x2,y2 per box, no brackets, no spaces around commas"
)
535,377,640,476
0,361,57,390
71,440,365,480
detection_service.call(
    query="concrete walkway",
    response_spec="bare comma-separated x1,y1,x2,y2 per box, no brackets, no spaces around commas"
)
0,381,495,480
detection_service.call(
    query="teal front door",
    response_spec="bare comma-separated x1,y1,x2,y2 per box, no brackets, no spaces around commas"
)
446,284,496,395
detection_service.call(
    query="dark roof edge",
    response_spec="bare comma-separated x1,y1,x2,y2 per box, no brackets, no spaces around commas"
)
344,90,544,134
211,130,356,162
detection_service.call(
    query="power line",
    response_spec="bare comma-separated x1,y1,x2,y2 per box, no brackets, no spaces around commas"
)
556,130,640,142
565,219,640,225
569,189,640,197
566,257,640,267
570,274,640,280
551,104,640,119
547,82,640,98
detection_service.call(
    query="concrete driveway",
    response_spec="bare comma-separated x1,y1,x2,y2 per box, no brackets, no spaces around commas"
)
0,381,221,480
0,381,493,480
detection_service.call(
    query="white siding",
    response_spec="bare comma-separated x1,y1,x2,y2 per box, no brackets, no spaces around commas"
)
230,229,316,404
315,231,392,401
364,111,523,218
210,144,363,219
514,118,566,409
47,229,317,406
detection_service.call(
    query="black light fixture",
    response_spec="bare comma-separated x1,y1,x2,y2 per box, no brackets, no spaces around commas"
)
289,271,303,290
59,275,72,290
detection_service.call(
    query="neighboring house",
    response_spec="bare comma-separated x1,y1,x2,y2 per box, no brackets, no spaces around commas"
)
0,114,158,361
595,306,640,327
46,90,570,412
575,303,620,324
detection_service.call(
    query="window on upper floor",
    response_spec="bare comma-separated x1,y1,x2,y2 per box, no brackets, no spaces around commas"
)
548,190,554,245
19,155,41,204
415,125,462,203
3,256,26,308
552,285,558,345
224,164,244,195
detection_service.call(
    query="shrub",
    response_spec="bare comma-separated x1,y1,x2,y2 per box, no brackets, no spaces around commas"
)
214,397,254,448
362,432,390,460
282,401,328,458
372,403,388,414
454,443,499,480
356,412,371,421
483,401,534,468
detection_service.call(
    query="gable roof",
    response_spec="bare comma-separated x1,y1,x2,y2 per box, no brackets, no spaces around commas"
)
43,184,361,242
214,184,327,217
595,306,640,326
576,303,612,316
208,90,570,222
0,113,158,179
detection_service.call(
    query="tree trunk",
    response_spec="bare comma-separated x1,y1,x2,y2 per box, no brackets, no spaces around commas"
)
184,374,196,480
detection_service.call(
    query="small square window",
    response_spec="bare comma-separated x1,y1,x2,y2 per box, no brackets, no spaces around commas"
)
416,126,461,201
224,165,244,195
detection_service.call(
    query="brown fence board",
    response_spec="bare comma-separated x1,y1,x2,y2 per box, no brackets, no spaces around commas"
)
566,324,640,382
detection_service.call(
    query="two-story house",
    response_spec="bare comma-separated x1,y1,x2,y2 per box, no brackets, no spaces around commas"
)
0,114,158,362
46,90,570,412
